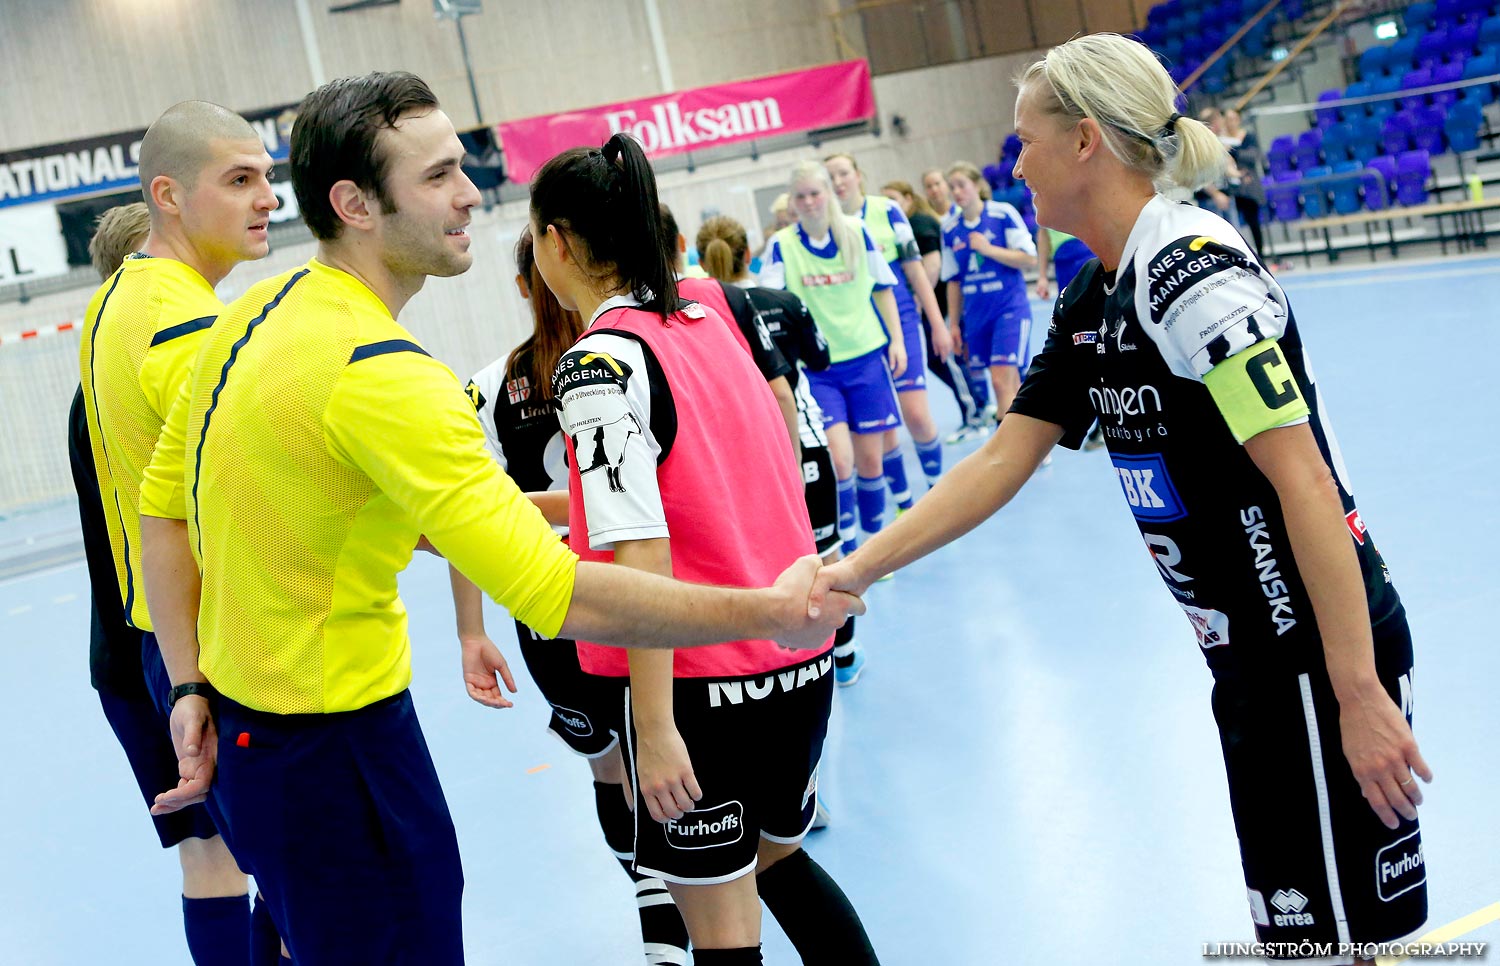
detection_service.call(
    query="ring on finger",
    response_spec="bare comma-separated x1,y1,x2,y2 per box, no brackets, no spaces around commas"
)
1399,777,1414,787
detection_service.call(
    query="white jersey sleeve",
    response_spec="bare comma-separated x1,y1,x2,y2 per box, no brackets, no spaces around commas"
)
862,227,899,287
988,201,1036,255
939,210,962,281
464,357,509,469
554,332,668,550
758,237,787,289
1130,199,1293,381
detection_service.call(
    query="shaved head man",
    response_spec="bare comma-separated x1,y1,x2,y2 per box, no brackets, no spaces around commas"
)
74,100,278,965
135,101,277,281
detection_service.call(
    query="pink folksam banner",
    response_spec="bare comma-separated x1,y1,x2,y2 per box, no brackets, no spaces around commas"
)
496,60,875,183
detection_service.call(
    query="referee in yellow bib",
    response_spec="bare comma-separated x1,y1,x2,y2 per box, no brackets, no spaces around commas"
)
137,72,860,965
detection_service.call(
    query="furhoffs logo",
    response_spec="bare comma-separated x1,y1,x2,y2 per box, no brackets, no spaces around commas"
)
549,704,593,738
665,801,745,850
1376,830,1425,901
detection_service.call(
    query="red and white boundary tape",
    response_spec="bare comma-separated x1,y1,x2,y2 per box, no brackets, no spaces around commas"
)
0,320,79,347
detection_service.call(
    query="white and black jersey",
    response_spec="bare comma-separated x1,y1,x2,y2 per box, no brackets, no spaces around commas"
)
465,346,570,500
741,285,832,449
715,279,793,385
464,348,624,758
552,299,675,551
1012,196,1403,677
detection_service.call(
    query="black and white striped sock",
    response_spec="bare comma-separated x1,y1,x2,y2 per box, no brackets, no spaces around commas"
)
594,781,689,965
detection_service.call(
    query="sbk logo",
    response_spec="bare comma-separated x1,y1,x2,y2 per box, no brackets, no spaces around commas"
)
664,801,745,850
1110,453,1186,523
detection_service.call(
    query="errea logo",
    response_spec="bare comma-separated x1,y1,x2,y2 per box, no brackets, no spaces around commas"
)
1269,888,1315,927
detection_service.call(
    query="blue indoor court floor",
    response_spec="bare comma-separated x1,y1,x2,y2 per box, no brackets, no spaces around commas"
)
2,254,1498,964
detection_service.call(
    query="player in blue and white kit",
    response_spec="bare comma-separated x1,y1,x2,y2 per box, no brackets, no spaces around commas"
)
826,153,952,512
941,161,1038,423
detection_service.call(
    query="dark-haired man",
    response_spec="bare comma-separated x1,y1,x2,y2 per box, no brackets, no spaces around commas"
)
138,71,860,965
76,102,276,966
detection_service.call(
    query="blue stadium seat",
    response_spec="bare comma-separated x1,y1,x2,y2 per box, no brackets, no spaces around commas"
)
1349,114,1385,162
1401,67,1435,107
1410,106,1448,153
1369,74,1404,118
1383,110,1416,154
1322,121,1356,162
1329,160,1365,214
1266,174,1302,221
1396,150,1433,205
1201,61,1230,95
1268,134,1298,176
1345,79,1375,114
1316,88,1343,125
1241,18,1272,57
1445,99,1484,150
1300,166,1333,217
1481,14,1500,47
1363,155,1398,210
1359,45,1394,79
1407,1,1438,30
1391,33,1422,69
1460,48,1498,106
1448,21,1481,57
1417,28,1450,67
1296,128,1325,168
1432,60,1465,108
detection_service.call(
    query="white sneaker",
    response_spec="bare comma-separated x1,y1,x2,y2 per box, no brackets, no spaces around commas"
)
945,421,993,445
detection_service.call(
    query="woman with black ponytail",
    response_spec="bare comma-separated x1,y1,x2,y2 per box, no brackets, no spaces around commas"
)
531,133,878,966
447,227,691,966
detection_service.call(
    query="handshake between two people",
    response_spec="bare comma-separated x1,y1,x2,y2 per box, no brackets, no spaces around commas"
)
151,552,875,816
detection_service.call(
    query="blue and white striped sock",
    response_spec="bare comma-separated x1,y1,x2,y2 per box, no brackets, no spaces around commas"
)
856,474,887,535
837,475,857,554
915,436,943,487
881,448,913,511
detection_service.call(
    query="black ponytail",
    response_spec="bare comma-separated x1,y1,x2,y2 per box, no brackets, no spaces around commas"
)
530,132,677,322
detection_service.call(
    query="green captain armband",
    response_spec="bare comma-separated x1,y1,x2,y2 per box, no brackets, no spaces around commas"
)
1202,339,1311,444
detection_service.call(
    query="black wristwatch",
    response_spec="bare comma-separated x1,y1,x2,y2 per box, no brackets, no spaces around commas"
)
169,681,217,708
